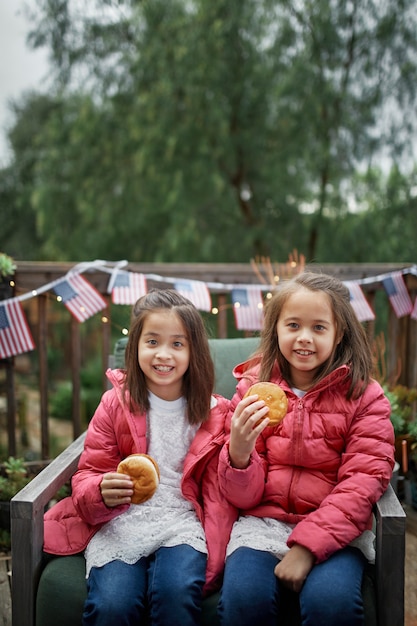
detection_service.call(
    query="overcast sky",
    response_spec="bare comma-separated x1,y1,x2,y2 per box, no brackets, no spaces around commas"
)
0,1,49,166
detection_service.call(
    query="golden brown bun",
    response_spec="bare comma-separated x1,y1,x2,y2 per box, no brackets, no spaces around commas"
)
244,382,288,425
117,453,160,504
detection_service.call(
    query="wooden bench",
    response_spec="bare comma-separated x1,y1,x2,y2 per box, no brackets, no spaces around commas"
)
11,338,406,626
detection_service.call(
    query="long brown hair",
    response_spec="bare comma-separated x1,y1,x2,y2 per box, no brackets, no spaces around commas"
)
123,289,215,425
258,272,373,399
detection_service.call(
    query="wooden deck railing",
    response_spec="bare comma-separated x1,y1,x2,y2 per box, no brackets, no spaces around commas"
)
1,261,416,460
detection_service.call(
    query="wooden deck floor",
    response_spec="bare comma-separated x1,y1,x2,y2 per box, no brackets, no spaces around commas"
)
0,553,11,626
1,511,417,626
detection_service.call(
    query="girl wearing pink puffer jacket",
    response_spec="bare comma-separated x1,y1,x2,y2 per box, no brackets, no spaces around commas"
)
218,272,394,626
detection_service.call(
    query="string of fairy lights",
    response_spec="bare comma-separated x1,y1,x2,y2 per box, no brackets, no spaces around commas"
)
3,258,417,338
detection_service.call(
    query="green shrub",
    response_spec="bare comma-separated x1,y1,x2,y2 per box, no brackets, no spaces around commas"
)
0,457,30,501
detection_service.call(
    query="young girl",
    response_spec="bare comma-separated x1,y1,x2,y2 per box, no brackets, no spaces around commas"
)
217,272,395,626
43,289,236,626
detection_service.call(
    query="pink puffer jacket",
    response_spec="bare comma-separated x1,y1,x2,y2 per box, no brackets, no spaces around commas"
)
218,360,395,563
44,369,238,594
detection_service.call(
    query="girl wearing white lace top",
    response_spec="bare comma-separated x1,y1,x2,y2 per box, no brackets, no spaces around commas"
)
44,289,235,626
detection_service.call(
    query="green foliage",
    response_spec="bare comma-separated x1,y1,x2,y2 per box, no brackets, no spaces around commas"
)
49,381,73,421
0,457,30,501
383,384,417,437
1,1,417,262
50,357,103,423
0,253,16,278
0,528,11,552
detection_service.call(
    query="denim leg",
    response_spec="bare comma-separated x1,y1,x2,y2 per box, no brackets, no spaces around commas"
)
300,547,366,626
147,545,207,626
218,548,281,626
83,559,147,626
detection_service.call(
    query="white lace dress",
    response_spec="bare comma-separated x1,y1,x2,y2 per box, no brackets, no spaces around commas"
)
84,392,207,577
226,517,375,564
226,385,376,565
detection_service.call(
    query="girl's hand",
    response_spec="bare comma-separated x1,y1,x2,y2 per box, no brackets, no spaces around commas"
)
274,544,315,592
229,394,270,469
100,472,134,507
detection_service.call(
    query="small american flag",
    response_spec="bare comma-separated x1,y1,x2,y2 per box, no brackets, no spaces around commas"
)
111,271,147,305
174,279,212,312
231,287,264,331
345,281,375,322
0,300,35,359
53,274,107,322
382,272,413,318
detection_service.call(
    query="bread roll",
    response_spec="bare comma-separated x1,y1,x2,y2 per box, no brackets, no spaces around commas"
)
244,382,288,425
117,453,160,504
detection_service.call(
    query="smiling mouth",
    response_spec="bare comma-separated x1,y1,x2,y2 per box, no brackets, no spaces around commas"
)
154,365,174,372
295,350,314,356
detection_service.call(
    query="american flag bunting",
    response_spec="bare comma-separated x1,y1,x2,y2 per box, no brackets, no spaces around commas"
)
382,272,413,318
174,279,212,312
53,274,107,322
231,287,264,331
0,300,35,359
110,271,147,305
345,281,375,322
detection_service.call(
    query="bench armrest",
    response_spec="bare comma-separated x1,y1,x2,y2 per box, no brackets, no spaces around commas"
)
11,432,86,626
374,483,406,626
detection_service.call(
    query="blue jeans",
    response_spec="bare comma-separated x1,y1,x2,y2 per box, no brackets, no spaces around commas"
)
218,547,366,626
83,545,206,626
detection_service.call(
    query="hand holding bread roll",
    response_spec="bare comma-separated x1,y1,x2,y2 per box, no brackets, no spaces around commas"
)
117,453,160,504
243,382,288,426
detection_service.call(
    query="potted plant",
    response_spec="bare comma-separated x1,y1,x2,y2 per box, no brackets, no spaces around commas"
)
0,457,30,533
383,384,417,446
381,383,417,498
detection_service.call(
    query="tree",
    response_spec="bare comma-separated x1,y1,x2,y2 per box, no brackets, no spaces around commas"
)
267,0,417,259
2,0,416,262
0,92,55,259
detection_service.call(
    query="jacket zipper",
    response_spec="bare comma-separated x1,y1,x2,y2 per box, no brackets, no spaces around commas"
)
288,397,304,511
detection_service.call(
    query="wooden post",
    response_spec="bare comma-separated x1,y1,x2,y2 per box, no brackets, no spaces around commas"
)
405,278,417,388
217,293,228,338
365,290,376,343
5,358,16,457
0,279,17,457
101,299,111,392
70,316,82,439
38,295,49,459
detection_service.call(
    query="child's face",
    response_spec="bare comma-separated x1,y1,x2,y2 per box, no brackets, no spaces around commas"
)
138,309,190,401
276,287,339,390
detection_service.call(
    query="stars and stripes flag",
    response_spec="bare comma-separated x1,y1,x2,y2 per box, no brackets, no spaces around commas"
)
231,287,264,331
0,300,35,359
110,271,147,305
345,281,375,322
382,272,413,318
174,279,212,312
53,274,107,322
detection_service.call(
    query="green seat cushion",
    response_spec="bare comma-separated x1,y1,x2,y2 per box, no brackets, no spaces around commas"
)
36,555,376,626
36,556,86,626
208,337,260,398
36,555,220,626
